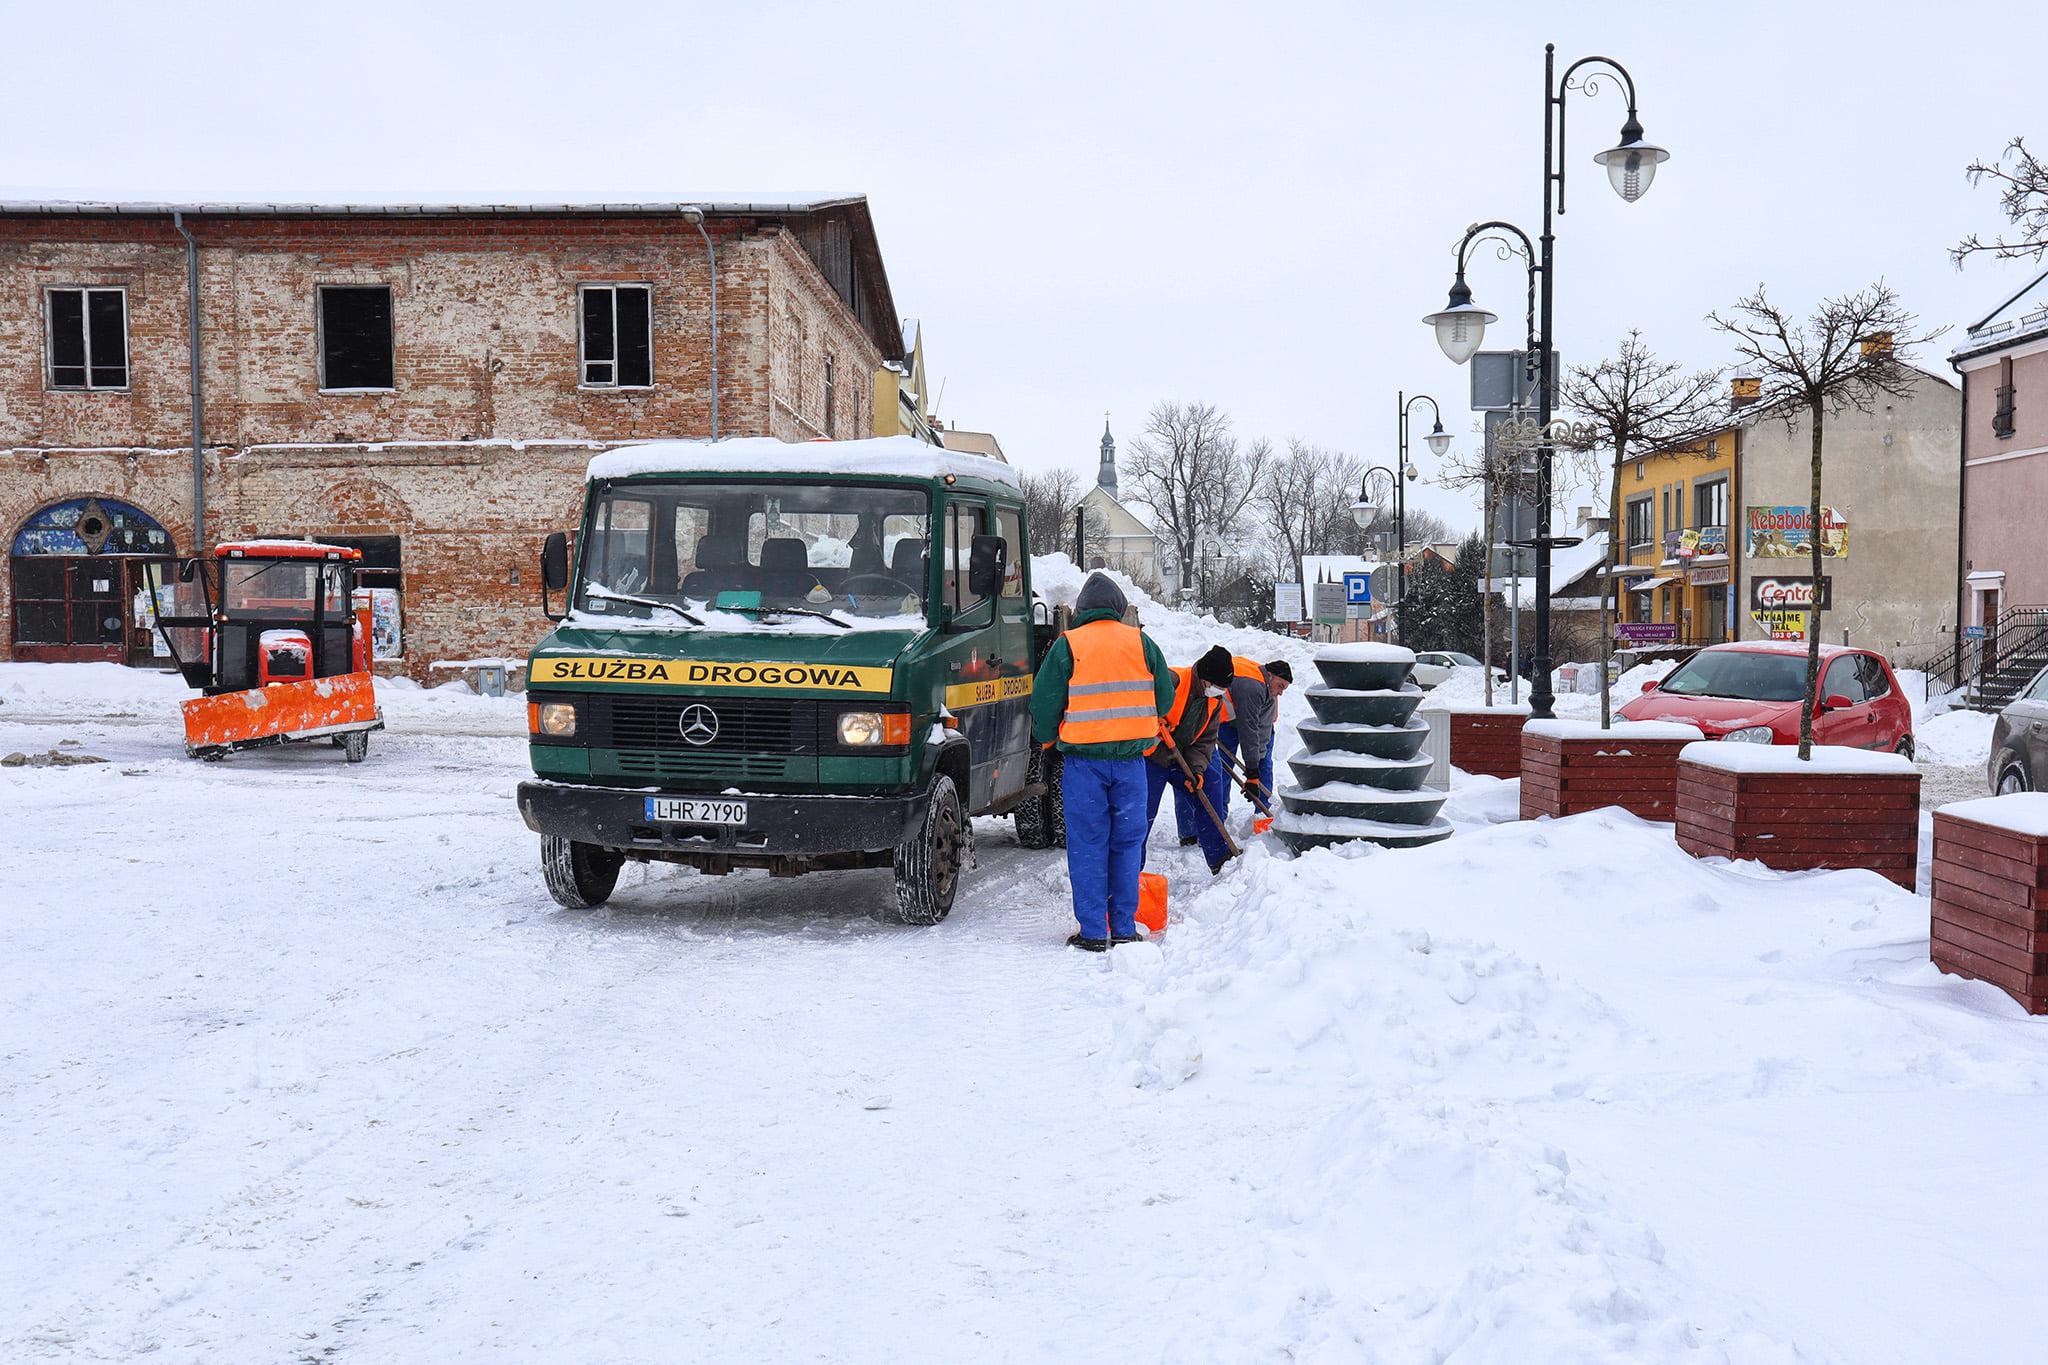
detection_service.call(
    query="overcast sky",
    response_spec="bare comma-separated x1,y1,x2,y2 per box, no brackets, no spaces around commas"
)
9,0,2045,533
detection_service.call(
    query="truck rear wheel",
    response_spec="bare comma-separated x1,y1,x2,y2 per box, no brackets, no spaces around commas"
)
542,834,624,909
342,729,370,763
1015,747,1061,849
883,773,963,925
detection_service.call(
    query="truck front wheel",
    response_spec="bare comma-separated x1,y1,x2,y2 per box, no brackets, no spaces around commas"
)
883,774,964,925
542,834,624,909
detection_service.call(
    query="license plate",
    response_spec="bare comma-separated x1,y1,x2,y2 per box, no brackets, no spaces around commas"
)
643,796,748,826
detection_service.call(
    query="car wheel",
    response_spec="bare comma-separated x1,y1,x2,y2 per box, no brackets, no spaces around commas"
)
1997,754,2032,795
883,773,964,925
1892,736,1915,762
542,834,624,909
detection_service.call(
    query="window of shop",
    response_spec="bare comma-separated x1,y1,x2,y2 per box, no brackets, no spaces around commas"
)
9,497,174,663
1625,497,1653,549
1693,477,1728,533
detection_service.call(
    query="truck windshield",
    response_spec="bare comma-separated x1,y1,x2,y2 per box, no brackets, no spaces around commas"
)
576,481,932,626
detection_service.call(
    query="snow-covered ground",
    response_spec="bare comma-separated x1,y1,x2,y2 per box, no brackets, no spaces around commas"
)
3,603,2042,1361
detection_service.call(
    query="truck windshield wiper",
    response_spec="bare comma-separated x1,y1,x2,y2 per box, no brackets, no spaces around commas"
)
583,586,704,626
712,601,853,630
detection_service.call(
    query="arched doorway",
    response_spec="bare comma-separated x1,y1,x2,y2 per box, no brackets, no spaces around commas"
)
10,497,176,664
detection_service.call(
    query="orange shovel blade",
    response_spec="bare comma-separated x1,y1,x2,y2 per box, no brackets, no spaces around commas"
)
183,672,378,751
1253,816,1274,835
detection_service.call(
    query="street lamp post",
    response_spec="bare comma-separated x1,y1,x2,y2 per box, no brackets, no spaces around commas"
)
1351,392,1449,643
1420,44,1666,719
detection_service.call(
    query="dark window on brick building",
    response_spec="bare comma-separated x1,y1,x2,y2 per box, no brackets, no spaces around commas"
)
1994,355,2016,438
824,353,837,436
580,285,652,387
319,286,394,391
46,287,129,390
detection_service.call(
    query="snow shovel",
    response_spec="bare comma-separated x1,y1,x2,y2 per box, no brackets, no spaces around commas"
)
1217,746,1277,833
1158,733,1240,860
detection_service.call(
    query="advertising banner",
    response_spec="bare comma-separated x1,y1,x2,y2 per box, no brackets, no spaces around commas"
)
1617,622,1678,644
1749,574,1832,612
352,587,403,660
1750,609,1810,641
1746,505,1849,559
1273,582,1304,623
1689,565,1731,587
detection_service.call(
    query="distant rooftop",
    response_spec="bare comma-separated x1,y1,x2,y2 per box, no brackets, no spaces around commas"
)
0,193,863,217
1953,266,2048,362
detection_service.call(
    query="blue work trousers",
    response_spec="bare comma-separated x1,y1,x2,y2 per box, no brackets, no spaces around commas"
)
1060,754,1149,940
1149,758,1231,869
1217,721,1275,821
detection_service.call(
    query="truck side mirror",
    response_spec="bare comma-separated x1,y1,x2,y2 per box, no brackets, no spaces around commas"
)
968,534,1006,602
178,557,200,583
540,532,570,621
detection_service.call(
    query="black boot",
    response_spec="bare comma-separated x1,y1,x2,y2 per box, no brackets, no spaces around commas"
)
1110,927,1147,945
1178,836,1199,847
1066,932,1110,953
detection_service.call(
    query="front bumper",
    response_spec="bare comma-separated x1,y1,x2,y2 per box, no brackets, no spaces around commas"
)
516,780,928,856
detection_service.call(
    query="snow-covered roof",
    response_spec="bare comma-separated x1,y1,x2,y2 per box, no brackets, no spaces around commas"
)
1678,740,1915,776
1481,531,1610,601
586,436,1021,488
0,194,863,216
1953,266,2048,362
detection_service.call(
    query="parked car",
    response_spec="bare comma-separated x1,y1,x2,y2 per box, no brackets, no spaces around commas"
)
1412,650,1508,689
1617,641,1916,757
1988,665,2048,793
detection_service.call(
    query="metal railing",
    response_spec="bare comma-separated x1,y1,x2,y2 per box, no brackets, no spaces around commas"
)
1922,604,2048,691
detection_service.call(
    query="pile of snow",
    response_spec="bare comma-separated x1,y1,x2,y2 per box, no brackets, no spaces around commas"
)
1679,740,1916,775
1099,803,2048,1359
1916,708,1997,769
1940,791,2048,835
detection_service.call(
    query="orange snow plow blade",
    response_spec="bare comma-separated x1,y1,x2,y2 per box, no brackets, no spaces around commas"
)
182,671,380,756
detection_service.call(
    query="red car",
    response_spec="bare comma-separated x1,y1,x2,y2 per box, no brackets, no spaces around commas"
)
1618,641,1917,758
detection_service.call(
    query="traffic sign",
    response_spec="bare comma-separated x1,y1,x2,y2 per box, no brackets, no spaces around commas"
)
1369,565,1400,603
1343,572,1371,605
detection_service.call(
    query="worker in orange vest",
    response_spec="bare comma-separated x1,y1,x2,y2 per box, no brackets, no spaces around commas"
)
1028,573,1177,951
1216,656,1292,819
1146,645,1237,874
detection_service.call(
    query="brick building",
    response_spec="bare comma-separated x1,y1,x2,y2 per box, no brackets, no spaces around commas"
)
0,197,903,670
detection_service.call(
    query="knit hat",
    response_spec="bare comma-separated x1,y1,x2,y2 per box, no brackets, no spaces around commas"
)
1266,660,1293,683
1195,645,1235,688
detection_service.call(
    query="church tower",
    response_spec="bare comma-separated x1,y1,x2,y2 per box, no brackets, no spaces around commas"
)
1096,415,1118,495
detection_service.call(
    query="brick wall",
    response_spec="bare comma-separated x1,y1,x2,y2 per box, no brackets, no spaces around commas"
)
0,209,890,673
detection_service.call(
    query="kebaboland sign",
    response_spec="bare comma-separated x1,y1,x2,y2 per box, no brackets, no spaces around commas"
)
1750,574,1832,612
1746,505,1849,560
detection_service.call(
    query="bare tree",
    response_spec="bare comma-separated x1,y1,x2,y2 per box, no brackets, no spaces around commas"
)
1123,401,1273,605
1019,466,1085,557
1559,332,1724,725
1709,282,1943,757
1435,439,1542,705
1256,439,1363,582
1953,137,2048,264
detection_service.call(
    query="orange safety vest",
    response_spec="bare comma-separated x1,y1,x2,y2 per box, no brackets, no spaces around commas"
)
1058,618,1160,745
1149,665,1221,753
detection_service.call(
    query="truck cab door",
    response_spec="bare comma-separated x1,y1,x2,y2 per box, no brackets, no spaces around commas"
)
986,504,1033,807
937,495,1001,811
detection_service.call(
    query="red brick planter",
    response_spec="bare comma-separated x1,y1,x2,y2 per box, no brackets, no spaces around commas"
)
1930,794,2048,1015
1674,744,1920,889
1519,720,1706,821
1447,707,1529,779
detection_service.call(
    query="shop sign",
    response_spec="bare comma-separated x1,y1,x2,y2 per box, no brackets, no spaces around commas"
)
1689,565,1731,587
1746,505,1849,560
1750,574,1832,611
1751,609,1810,641
1617,622,1678,644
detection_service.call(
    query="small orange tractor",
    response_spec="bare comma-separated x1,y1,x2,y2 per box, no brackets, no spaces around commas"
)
154,540,384,762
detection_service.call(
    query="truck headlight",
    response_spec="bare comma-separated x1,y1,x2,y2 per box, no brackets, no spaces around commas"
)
836,710,911,747
1723,725,1776,744
537,701,578,737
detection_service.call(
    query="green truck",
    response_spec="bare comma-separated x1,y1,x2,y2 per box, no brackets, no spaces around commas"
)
516,437,1064,923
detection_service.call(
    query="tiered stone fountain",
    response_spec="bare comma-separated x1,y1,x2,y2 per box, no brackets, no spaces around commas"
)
1271,643,1454,853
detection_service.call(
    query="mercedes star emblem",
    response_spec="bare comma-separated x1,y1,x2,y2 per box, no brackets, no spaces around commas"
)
677,703,720,746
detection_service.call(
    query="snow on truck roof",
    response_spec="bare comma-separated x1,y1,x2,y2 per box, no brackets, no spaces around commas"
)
215,540,362,560
586,436,1022,489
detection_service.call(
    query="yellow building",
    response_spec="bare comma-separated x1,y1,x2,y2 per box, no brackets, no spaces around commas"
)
872,317,940,444
1615,411,1741,646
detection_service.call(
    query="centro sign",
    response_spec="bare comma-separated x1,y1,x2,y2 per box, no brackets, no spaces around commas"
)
1750,574,1832,611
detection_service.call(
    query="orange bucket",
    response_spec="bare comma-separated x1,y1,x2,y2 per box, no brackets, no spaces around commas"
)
1137,871,1168,933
